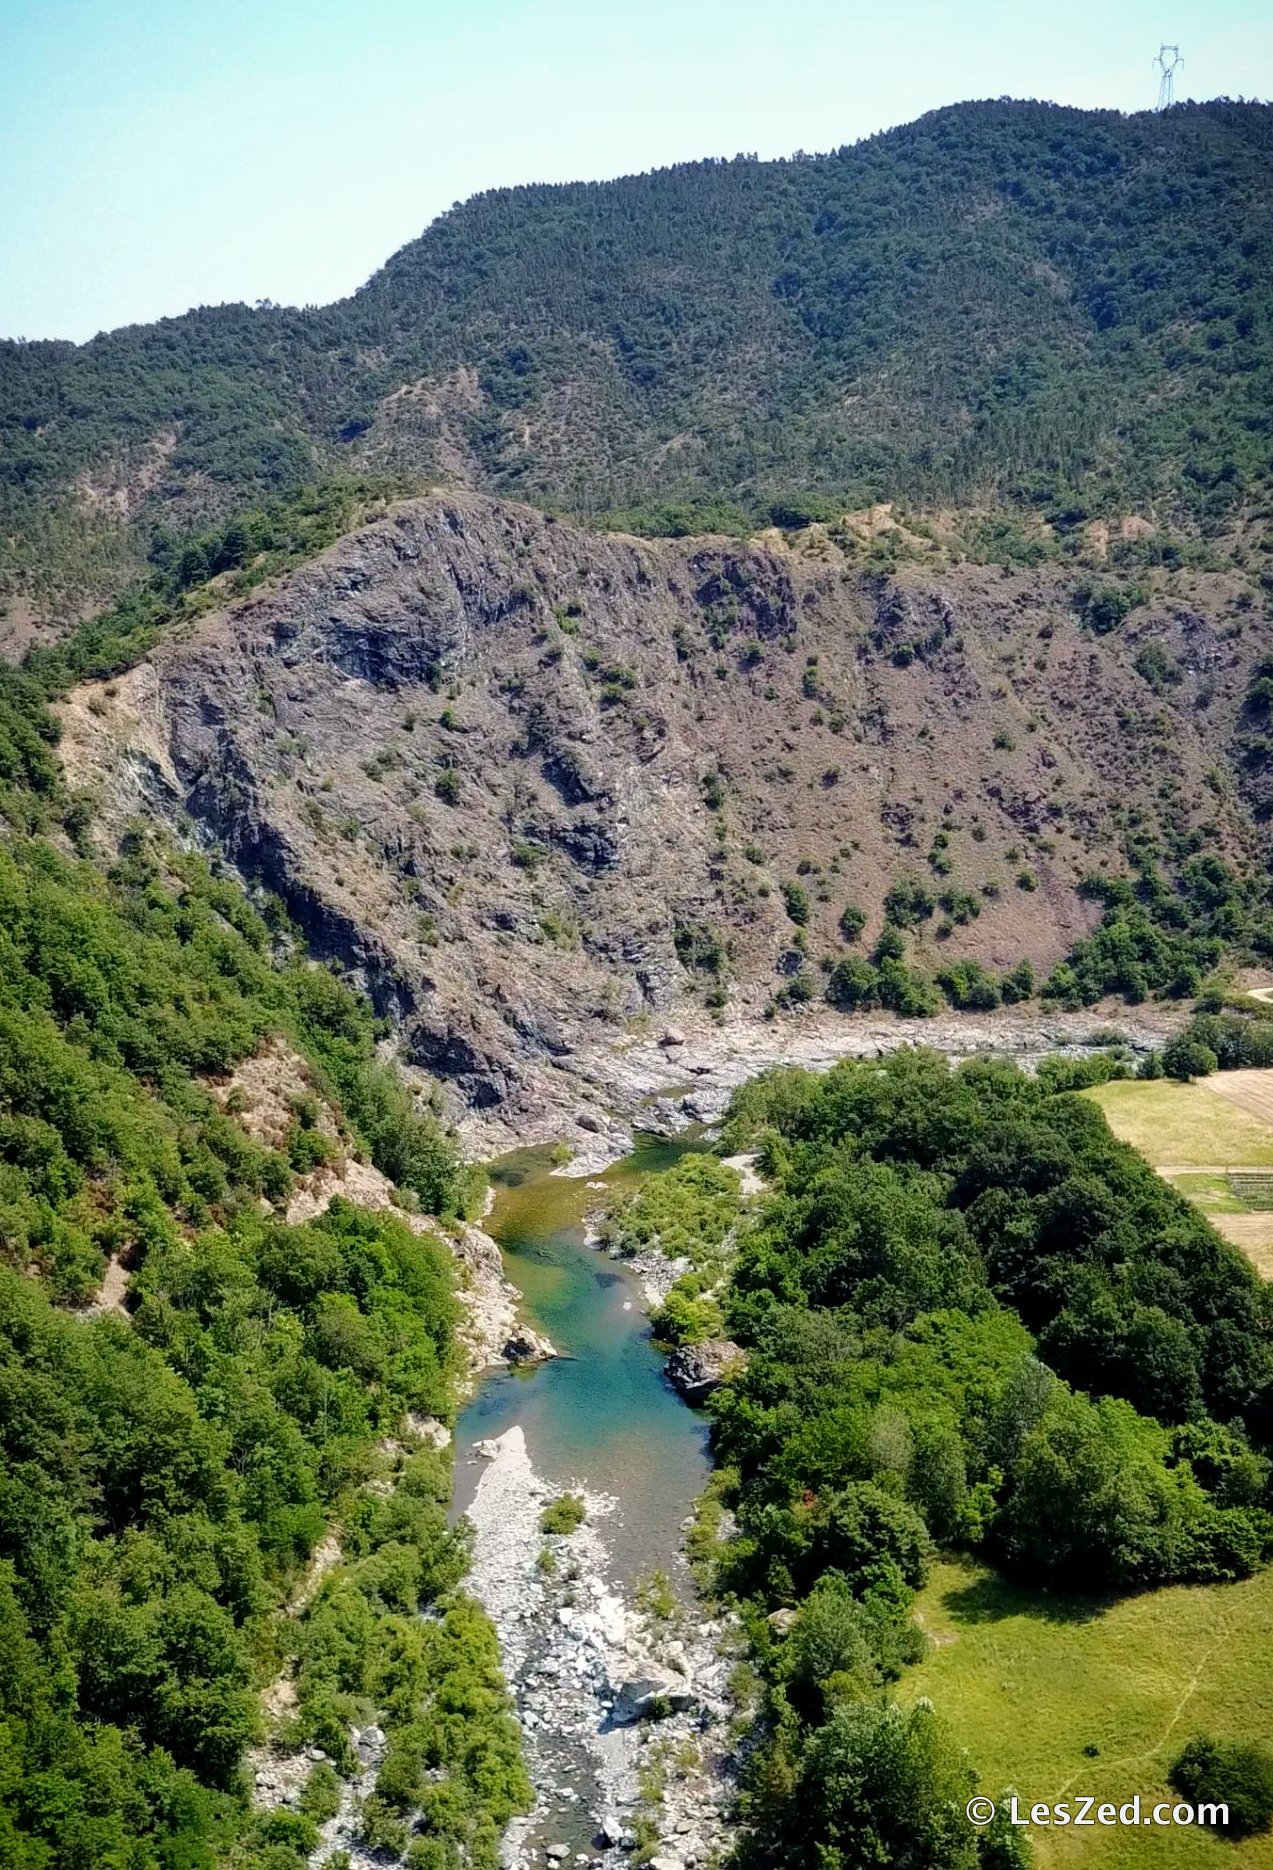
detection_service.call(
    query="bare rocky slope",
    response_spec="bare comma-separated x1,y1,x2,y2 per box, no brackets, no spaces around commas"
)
59,491,1264,1138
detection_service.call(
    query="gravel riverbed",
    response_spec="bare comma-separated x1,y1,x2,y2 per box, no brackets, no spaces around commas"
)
464,1426,739,1870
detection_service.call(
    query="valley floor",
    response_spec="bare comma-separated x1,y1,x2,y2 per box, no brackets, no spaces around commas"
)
465,1002,1186,1166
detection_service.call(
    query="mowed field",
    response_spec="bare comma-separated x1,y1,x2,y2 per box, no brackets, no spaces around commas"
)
1205,1070,1273,1129
906,1558,1273,1870
1083,1078,1273,1170
1085,1075,1273,1279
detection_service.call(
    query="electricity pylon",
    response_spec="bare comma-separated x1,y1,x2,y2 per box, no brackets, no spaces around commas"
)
1154,44,1183,111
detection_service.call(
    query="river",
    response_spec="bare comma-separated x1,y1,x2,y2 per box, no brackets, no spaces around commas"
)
452,1133,712,1588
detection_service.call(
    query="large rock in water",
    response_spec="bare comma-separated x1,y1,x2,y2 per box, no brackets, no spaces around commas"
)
665,1339,746,1404
502,1326,556,1365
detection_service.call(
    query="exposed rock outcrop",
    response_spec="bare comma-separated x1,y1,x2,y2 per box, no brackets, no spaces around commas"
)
57,490,1233,1144
503,1325,558,1366
665,1340,746,1404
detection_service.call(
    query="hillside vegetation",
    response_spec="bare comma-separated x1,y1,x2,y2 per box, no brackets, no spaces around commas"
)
3,98,1271,620
0,564,528,1866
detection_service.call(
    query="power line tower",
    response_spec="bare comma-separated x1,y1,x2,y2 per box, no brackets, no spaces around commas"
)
1154,44,1183,111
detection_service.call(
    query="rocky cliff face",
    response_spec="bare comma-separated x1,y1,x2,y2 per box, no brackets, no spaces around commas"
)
58,492,1263,1135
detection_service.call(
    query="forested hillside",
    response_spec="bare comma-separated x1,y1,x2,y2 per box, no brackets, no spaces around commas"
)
3,98,1271,623
0,600,528,1865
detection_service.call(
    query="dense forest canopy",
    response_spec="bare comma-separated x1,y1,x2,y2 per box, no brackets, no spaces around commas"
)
704,1051,1273,1863
3,98,1271,612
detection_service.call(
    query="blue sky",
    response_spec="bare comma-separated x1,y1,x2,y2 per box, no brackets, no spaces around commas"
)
2,0,1270,343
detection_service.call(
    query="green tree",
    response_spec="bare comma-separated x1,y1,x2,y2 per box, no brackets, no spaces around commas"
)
1161,1035,1219,1081
1170,1736,1273,1837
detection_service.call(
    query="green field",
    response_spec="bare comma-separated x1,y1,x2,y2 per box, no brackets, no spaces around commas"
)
1165,1172,1251,1215
906,1557,1273,1869
1084,1080,1273,1169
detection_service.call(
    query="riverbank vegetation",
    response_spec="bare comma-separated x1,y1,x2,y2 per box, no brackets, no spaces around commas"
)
0,614,524,1865
602,1154,745,1345
697,1050,1273,1863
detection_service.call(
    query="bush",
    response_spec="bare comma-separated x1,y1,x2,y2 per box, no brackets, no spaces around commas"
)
768,495,843,529
602,1153,742,1265
826,956,880,1011
838,903,867,943
877,958,940,1017
652,1287,725,1345
1000,959,1035,1004
674,920,729,978
774,971,817,1009
1161,1035,1218,1081
540,1494,586,1535
1170,1736,1273,1836
1076,583,1145,634
883,878,935,927
781,881,810,926
936,959,1001,1011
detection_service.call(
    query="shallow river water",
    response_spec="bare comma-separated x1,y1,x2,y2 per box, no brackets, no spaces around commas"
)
453,1134,712,1586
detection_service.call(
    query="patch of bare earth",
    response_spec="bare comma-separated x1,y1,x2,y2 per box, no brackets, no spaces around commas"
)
75,429,179,520
1202,1067,1273,1128
207,1036,341,1153
86,1255,131,1316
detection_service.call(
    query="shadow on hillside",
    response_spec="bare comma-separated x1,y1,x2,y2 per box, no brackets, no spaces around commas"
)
943,1571,1112,1628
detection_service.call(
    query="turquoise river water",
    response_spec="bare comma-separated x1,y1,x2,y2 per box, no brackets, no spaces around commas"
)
452,1134,712,1584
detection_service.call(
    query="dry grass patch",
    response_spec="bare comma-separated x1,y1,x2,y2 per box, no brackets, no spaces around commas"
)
1208,1213,1273,1281
1202,1068,1273,1129
1084,1079,1273,1169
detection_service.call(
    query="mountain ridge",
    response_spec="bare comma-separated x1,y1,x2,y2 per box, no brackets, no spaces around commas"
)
3,96,1270,630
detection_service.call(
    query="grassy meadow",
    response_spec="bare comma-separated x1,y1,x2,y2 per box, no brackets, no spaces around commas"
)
1083,1080,1273,1169
1084,1078,1273,1280
906,1557,1273,1870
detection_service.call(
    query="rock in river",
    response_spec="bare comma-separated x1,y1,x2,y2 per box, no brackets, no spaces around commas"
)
665,1340,746,1404
502,1326,557,1365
